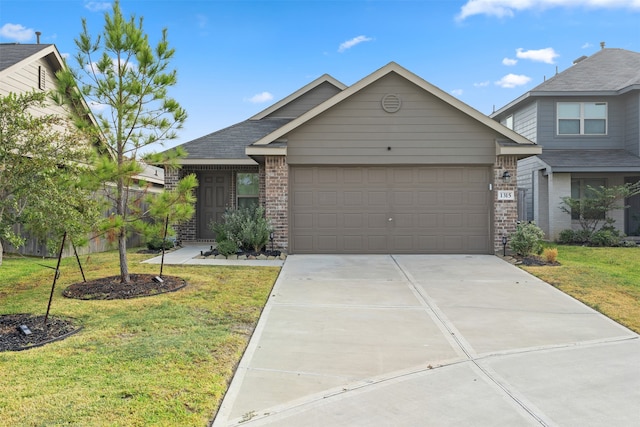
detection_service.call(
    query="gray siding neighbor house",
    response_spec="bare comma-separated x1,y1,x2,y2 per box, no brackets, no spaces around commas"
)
491,48,640,240
167,62,541,254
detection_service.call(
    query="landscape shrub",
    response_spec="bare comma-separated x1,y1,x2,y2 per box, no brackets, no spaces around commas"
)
557,229,577,244
509,222,545,256
210,206,273,252
146,236,174,251
542,247,558,263
216,239,239,257
590,229,623,247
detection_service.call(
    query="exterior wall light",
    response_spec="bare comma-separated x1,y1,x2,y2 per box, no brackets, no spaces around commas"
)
502,170,512,183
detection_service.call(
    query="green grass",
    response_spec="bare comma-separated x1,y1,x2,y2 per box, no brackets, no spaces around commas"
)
521,245,640,333
0,250,279,426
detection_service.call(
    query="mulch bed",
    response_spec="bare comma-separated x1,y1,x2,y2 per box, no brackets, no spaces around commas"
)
518,256,560,266
0,314,81,352
1,275,187,351
62,274,187,300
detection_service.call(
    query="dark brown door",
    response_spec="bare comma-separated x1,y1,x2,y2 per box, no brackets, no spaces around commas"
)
625,176,640,236
198,172,230,239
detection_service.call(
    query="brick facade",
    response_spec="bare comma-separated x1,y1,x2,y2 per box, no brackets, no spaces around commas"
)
166,164,259,243
493,155,519,254
264,156,289,251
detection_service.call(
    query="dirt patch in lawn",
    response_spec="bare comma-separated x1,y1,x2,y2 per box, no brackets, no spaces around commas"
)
62,274,187,300
0,314,82,352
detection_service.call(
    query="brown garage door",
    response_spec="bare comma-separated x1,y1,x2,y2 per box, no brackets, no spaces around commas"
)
290,166,491,254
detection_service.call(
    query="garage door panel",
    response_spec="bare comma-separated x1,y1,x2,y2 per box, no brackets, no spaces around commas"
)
444,191,464,205
444,213,463,227
290,166,491,254
344,213,364,228
344,191,363,205
368,213,388,228
368,191,387,205
468,191,489,205
318,235,337,251
367,235,388,252
318,213,337,228
393,191,414,205
344,236,362,251
292,191,313,206
318,168,338,183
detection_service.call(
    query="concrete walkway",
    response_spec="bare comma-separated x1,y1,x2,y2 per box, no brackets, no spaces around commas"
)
141,245,285,267
212,255,640,426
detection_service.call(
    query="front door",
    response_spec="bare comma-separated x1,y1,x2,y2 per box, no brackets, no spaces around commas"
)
198,172,230,239
625,176,640,236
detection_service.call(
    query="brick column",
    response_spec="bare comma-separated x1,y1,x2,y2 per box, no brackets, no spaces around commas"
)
264,156,288,252
165,166,197,243
494,155,518,254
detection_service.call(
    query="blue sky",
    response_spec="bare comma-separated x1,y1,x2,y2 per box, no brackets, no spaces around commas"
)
1,0,639,152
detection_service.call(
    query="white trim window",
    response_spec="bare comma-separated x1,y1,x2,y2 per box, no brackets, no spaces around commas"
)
237,172,259,209
570,178,606,220
557,102,607,135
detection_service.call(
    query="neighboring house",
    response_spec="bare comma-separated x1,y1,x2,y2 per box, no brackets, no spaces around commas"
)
167,62,540,254
0,42,163,255
491,47,640,240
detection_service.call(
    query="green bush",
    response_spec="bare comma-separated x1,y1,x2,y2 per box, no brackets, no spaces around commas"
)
557,229,577,244
591,229,623,247
509,222,545,256
216,239,239,257
210,206,273,252
146,236,174,251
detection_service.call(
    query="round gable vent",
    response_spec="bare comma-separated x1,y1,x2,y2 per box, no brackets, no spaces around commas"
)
381,94,401,113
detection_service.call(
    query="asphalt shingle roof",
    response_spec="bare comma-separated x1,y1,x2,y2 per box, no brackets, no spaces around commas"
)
538,149,640,171
0,43,52,72
179,118,292,159
532,48,640,93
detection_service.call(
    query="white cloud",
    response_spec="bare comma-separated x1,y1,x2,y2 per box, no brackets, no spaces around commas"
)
338,35,373,53
84,1,111,12
474,81,490,87
451,89,464,96
582,42,593,49
456,0,640,21
89,101,108,112
196,14,208,29
247,92,274,104
0,23,34,42
516,47,559,64
502,57,518,66
495,73,531,88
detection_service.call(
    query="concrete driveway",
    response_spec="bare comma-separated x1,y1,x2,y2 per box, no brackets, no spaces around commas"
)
212,255,640,426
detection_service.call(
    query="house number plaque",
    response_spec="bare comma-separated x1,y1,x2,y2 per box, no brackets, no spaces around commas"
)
497,190,515,200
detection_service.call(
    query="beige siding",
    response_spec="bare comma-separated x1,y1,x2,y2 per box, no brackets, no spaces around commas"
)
0,54,71,120
265,81,343,119
286,72,498,165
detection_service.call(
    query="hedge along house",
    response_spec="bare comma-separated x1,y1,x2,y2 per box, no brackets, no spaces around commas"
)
167,62,541,254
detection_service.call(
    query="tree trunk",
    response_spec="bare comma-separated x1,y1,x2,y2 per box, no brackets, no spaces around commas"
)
118,229,129,283
0,239,3,267
117,175,130,284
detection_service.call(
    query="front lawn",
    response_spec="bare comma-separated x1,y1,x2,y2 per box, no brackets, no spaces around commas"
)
0,249,279,426
521,245,640,333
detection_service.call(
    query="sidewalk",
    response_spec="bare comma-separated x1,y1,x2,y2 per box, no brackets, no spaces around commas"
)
141,246,285,267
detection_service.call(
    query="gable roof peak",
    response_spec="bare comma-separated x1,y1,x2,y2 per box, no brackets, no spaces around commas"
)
249,73,346,120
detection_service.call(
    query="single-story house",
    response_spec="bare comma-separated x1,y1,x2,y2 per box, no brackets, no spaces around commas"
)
166,62,541,254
